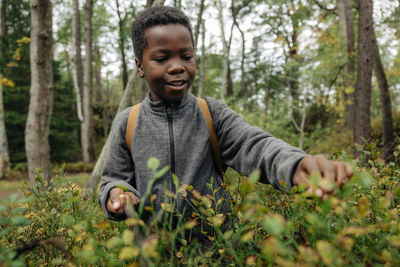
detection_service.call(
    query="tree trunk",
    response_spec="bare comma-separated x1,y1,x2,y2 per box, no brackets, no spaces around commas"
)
353,0,373,156
216,0,233,100
84,69,137,198
193,0,205,49
115,0,128,89
72,0,84,122
25,0,53,184
371,29,395,162
197,19,205,98
0,0,10,179
1,0,6,37
0,73,10,179
337,0,356,130
82,0,95,163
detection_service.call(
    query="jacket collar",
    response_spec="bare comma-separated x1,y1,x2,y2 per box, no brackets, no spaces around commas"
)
142,91,196,117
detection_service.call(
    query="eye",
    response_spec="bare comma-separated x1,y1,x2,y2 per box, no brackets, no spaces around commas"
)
153,57,167,63
182,55,193,61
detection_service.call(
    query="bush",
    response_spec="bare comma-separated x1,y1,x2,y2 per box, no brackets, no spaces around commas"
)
1,153,399,266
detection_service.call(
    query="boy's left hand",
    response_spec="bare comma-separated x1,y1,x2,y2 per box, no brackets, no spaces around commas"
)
293,154,353,199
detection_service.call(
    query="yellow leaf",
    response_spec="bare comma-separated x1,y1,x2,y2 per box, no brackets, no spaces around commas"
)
119,246,139,260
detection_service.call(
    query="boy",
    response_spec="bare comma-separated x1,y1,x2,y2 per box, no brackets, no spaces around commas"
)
99,6,352,223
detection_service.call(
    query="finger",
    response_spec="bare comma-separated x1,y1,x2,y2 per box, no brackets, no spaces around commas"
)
301,155,321,176
333,162,347,187
107,188,124,214
315,155,335,181
345,163,354,179
126,192,140,206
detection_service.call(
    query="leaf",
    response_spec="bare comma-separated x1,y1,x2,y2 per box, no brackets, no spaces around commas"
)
147,157,160,171
248,170,260,184
8,193,20,202
263,214,285,237
62,214,75,227
115,185,130,192
11,215,31,226
119,246,139,260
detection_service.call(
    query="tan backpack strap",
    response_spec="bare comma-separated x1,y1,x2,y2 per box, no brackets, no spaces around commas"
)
197,98,224,178
125,103,141,154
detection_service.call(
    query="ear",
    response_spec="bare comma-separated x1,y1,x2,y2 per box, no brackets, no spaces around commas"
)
135,57,145,78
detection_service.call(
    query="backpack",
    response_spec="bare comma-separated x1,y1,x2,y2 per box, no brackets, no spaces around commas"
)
125,98,224,178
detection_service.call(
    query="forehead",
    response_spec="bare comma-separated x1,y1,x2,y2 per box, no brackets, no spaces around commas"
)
144,24,193,48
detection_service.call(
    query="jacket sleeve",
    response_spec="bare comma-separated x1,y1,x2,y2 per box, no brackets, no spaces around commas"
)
98,107,142,220
205,97,306,190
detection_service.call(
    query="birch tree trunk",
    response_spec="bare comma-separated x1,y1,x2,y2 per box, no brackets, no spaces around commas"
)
371,29,395,162
354,0,373,156
81,0,95,163
337,0,356,130
197,19,205,98
0,0,10,179
25,0,53,184
0,73,10,179
72,0,84,122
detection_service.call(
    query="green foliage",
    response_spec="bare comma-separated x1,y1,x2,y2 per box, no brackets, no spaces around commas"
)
0,153,399,266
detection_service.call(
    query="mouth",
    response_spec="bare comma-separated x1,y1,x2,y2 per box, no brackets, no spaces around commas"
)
166,80,187,87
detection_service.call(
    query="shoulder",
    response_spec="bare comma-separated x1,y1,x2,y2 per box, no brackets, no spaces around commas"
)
111,106,133,135
203,96,230,114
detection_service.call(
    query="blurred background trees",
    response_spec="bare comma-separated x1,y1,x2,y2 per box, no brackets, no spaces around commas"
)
0,0,399,184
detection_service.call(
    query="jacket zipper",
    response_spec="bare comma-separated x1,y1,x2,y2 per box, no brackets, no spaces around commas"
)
166,106,176,191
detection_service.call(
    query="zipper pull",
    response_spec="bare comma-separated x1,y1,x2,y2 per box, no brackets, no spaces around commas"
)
166,107,172,117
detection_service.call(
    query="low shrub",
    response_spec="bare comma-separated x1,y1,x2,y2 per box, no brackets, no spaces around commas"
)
0,150,399,266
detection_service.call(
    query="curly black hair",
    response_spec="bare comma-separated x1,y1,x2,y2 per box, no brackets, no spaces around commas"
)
131,6,194,61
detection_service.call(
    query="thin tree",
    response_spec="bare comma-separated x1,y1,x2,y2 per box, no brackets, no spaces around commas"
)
216,0,234,100
0,0,10,179
82,0,95,163
337,0,356,130
25,0,53,184
353,0,373,156
115,0,129,89
197,19,206,98
72,0,84,122
371,27,395,162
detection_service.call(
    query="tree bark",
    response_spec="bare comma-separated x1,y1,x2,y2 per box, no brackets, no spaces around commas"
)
72,0,84,122
0,0,10,179
216,0,234,100
82,0,95,163
353,0,373,156
25,0,53,184
193,0,204,49
0,73,10,179
197,19,205,98
115,0,128,89
1,0,6,37
337,0,356,130
371,29,395,162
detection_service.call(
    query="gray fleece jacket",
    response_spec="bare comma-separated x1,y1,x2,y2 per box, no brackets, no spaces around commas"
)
99,92,306,221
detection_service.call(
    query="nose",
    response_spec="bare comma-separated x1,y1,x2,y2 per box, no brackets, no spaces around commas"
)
167,59,184,74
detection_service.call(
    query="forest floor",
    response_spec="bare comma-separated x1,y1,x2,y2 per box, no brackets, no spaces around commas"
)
0,172,90,201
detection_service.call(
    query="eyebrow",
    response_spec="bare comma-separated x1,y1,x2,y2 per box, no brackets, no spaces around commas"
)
149,47,194,55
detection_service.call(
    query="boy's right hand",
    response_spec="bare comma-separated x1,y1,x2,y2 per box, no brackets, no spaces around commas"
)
107,187,140,215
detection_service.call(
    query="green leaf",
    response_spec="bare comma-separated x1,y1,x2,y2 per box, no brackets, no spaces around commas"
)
0,205,9,213
263,215,285,237
172,174,179,189
8,193,20,202
248,170,260,184
147,157,160,171
12,207,27,215
354,171,374,188
62,214,75,227
115,185,130,192
11,215,31,226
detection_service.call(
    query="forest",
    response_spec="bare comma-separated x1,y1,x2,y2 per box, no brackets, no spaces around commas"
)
0,0,400,266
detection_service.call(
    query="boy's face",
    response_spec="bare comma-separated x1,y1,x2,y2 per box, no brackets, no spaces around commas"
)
135,24,196,103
